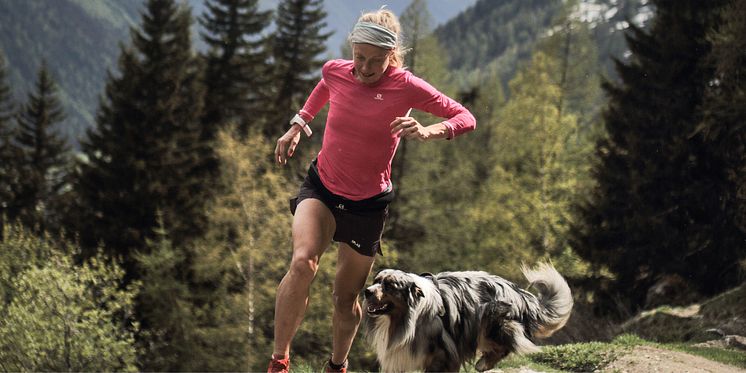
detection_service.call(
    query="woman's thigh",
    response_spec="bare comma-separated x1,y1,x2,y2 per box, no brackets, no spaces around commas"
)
291,198,336,261
334,243,376,301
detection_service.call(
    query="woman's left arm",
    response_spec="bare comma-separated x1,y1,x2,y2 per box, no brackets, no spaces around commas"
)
390,117,452,141
390,76,476,141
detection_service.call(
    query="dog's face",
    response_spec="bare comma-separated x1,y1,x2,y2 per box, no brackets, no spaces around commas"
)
363,269,424,318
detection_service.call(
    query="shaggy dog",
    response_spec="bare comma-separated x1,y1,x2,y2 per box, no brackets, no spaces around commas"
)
362,263,573,372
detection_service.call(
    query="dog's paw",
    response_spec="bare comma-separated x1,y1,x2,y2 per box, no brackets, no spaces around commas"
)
475,350,507,372
475,356,495,372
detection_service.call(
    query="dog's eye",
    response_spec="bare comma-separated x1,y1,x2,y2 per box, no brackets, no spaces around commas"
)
385,281,403,291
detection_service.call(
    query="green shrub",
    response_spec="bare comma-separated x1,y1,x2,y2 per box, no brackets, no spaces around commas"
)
0,223,139,371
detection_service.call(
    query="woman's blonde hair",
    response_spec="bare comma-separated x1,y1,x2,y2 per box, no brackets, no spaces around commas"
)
354,8,406,67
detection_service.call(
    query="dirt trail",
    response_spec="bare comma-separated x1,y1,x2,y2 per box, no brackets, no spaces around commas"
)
602,345,745,373
490,345,744,373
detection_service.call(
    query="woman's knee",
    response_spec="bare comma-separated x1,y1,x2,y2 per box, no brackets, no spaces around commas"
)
332,288,361,311
288,251,320,281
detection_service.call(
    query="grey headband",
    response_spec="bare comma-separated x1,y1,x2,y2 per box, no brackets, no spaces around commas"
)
348,21,397,49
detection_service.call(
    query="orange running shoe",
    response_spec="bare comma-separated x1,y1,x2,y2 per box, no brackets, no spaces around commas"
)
267,355,289,373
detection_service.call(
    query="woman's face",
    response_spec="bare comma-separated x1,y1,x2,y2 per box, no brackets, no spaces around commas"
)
352,43,392,85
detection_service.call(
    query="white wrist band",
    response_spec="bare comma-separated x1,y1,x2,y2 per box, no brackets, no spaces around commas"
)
290,114,313,137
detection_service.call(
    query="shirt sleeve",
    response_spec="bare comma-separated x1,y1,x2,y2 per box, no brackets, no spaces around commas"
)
408,75,476,139
297,78,330,123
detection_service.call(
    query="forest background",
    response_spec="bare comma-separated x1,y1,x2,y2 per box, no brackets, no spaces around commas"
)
0,0,744,371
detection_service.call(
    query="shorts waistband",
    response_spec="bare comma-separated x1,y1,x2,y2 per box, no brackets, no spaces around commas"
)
308,160,394,212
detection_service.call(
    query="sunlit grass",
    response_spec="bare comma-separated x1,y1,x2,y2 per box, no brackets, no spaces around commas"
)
530,341,621,372
487,353,565,373
665,344,746,369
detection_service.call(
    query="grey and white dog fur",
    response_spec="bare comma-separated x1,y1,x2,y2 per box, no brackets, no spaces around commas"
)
362,263,573,372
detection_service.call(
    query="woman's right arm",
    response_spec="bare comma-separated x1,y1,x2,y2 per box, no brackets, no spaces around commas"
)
275,78,330,165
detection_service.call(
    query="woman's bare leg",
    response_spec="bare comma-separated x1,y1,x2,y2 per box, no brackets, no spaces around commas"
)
330,243,376,365
272,199,335,357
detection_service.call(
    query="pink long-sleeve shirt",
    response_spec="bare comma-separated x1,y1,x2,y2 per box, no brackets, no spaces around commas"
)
298,59,476,201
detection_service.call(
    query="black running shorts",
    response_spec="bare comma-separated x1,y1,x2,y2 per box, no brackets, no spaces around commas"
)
289,161,393,257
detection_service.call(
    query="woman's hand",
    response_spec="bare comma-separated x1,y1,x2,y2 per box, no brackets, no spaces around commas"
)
390,116,428,140
275,125,302,165
390,116,448,141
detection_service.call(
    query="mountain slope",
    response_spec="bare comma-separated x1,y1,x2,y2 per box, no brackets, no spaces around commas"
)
435,0,652,87
436,0,561,72
0,0,213,145
0,0,140,144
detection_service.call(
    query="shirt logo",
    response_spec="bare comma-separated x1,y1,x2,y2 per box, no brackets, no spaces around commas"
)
374,93,383,101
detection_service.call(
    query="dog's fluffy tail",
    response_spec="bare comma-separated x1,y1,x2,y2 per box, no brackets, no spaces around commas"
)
522,262,573,338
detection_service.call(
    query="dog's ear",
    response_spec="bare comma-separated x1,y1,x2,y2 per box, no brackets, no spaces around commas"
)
407,284,425,307
410,284,424,299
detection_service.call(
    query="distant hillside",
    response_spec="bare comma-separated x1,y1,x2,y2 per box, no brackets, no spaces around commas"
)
436,0,560,73
435,0,652,88
0,0,141,144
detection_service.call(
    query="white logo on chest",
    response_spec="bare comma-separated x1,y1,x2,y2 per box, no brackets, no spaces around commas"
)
374,93,384,101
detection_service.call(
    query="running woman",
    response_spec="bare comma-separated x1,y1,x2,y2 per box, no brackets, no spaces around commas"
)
268,8,476,373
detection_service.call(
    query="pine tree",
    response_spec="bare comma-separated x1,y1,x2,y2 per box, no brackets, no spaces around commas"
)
13,61,70,232
0,52,20,230
0,53,13,128
74,0,209,267
199,0,272,136
401,0,430,74
570,0,730,310
387,0,435,245
134,214,195,371
537,0,602,129
695,0,746,283
268,0,330,139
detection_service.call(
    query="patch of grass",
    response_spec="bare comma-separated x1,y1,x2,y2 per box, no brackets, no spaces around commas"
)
525,334,645,372
290,361,312,373
666,344,746,369
530,342,620,372
612,333,649,347
289,355,345,373
491,353,564,373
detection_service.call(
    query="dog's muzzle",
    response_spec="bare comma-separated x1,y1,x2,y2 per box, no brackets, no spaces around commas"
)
364,284,391,316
